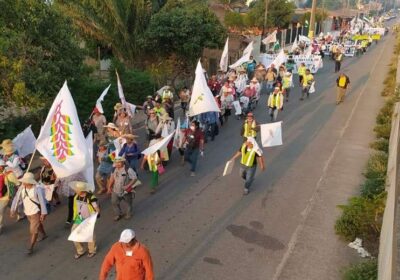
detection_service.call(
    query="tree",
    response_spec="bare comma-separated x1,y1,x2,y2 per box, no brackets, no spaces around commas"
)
142,3,226,80
0,0,84,109
55,0,166,65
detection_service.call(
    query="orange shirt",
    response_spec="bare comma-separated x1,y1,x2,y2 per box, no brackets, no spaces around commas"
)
99,242,154,280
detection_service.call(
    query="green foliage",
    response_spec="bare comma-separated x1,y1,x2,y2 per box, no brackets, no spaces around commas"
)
143,4,226,66
370,138,389,153
300,11,329,25
361,178,385,199
244,0,296,29
342,260,377,280
363,153,388,182
374,123,391,139
224,11,246,28
335,193,386,245
0,0,84,108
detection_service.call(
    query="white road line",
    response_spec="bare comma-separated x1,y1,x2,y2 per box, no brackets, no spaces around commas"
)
272,36,390,280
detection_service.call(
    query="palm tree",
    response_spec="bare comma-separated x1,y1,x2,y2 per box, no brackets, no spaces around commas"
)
55,0,164,64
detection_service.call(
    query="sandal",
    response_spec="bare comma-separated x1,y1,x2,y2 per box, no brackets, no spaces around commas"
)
87,252,96,258
74,252,86,259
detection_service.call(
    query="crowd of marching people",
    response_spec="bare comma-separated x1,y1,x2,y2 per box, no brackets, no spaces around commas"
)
0,15,390,279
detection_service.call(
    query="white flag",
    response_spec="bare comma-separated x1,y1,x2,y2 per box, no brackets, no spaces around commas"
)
173,118,184,148
36,81,90,178
262,30,277,45
95,84,111,114
116,71,127,107
299,35,311,44
84,132,95,191
291,38,299,52
127,102,136,116
188,60,220,116
141,132,175,156
68,213,98,242
269,49,287,69
12,125,36,157
223,160,234,176
260,122,283,147
220,38,229,72
229,41,254,69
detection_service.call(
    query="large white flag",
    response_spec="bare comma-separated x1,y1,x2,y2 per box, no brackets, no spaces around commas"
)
173,118,183,148
84,132,95,191
95,84,111,114
13,125,36,157
36,81,90,178
68,213,98,242
142,132,175,156
262,30,277,45
188,60,220,116
260,122,283,147
116,71,127,107
229,41,254,69
220,38,229,72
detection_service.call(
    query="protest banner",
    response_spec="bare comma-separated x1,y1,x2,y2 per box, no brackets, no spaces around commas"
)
260,54,323,74
68,213,98,243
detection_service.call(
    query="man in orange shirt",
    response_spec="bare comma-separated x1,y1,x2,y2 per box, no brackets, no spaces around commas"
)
99,229,154,280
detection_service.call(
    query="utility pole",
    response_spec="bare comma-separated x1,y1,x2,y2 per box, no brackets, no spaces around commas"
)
309,0,317,39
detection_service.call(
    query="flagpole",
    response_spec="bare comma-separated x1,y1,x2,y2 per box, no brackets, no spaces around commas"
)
26,148,37,172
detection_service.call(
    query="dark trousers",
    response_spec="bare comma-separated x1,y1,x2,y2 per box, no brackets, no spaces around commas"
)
184,148,200,172
335,61,341,72
67,195,74,223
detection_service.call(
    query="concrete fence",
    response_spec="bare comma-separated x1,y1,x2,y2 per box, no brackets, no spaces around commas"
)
377,59,400,280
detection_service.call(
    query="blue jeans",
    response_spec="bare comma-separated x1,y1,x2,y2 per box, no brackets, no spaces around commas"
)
127,158,139,172
184,148,200,172
240,165,257,190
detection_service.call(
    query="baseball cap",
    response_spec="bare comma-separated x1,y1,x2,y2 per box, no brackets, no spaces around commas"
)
119,229,136,243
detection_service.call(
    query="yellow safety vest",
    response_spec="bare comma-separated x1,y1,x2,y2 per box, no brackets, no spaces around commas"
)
268,93,282,108
240,144,256,167
282,77,291,89
147,153,160,172
243,121,257,138
338,76,347,87
303,74,314,87
72,194,96,222
298,66,306,76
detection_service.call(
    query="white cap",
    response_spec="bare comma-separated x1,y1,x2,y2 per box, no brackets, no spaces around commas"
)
119,229,136,243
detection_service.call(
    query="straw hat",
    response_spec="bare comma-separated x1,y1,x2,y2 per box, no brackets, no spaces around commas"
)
122,134,139,140
19,172,38,185
2,143,15,154
1,139,12,147
114,103,123,111
104,123,118,130
69,181,93,193
159,114,172,121
114,156,126,163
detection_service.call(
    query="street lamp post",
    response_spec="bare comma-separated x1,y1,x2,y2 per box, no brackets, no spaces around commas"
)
260,0,270,52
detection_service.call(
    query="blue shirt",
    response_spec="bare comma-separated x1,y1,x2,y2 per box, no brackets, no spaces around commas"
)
118,143,141,161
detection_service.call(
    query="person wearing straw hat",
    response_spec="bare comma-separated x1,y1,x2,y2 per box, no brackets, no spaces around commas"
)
113,103,124,123
91,107,107,144
107,157,138,221
104,122,121,151
119,134,141,172
115,108,133,135
145,109,160,141
69,181,100,259
0,159,19,234
1,141,23,179
230,137,265,195
10,172,48,254
99,229,154,280
250,77,261,105
156,114,175,159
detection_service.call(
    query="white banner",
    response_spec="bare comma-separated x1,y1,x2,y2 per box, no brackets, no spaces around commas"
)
12,125,36,158
262,30,277,45
141,132,175,156
220,38,229,72
229,41,253,69
259,54,323,74
68,213,98,243
260,122,283,147
84,132,95,191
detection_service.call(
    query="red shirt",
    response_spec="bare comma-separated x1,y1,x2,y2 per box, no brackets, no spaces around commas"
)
0,174,5,198
185,129,204,149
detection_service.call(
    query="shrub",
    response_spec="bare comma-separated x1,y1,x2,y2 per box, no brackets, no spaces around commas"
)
361,178,385,198
363,153,388,181
342,259,377,280
369,138,389,153
335,194,386,247
374,122,391,139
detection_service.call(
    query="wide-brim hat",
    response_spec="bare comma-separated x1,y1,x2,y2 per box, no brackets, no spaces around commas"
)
122,134,139,140
114,103,123,111
159,114,172,121
1,139,12,147
19,172,38,185
114,156,126,163
69,181,93,193
104,122,118,130
2,143,15,154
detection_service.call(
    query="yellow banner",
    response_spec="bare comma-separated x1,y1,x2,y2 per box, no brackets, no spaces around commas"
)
352,34,381,41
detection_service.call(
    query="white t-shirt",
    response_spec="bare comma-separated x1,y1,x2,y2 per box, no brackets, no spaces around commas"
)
22,187,40,216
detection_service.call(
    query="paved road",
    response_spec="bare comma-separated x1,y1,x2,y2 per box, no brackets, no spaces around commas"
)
0,29,396,280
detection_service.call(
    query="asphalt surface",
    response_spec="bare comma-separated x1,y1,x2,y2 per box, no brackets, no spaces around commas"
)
0,27,397,280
